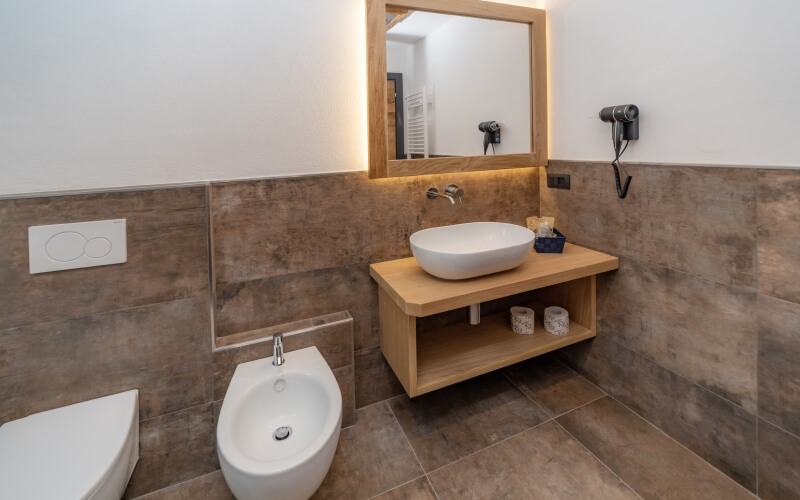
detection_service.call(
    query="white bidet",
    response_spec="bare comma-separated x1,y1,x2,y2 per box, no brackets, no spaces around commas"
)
217,346,342,500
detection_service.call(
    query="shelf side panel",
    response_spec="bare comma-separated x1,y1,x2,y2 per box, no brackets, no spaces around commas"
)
378,287,418,395
533,275,596,333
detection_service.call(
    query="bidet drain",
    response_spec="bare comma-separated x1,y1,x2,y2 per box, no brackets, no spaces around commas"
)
273,425,292,441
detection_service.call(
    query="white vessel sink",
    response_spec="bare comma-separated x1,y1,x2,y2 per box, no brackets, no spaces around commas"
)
409,222,535,280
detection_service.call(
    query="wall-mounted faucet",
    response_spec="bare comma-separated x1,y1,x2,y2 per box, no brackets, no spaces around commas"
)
445,184,464,203
426,184,464,204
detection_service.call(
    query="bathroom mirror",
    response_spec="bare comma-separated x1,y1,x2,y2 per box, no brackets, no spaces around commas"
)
366,0,547,178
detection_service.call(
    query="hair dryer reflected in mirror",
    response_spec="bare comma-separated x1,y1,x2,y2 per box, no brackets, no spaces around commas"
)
478,121,501,155
599,104,639,199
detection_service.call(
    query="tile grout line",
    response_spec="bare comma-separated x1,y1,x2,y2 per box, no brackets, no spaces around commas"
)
500,370,556,419
422,418,554,477
548,392,607,420
423,475,441,500
0,293,209,334
366,474,427,500
573,334,758,417
608,395,758,498
501,364,606,420
384,400,432,496
551,417,645,500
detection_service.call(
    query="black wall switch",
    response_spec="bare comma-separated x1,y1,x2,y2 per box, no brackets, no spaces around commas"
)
546,173,571,189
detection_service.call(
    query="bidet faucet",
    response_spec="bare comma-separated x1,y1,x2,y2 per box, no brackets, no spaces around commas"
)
272,334,284,366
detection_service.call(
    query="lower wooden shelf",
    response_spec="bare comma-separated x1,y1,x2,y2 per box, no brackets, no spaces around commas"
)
416,311,594,395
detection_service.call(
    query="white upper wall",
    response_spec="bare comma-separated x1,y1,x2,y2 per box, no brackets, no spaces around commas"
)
546,0,800,166
0,0,369,196
3,0,793,196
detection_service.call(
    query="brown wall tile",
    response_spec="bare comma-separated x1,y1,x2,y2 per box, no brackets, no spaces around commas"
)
334,364,357,428
210,169,539,286
624,164,757,289
597,257,758,411
540,162,629,256
0,296,212,424
556,336,757,491
758,294,800,436
758,418,800,500
758,168,800,304
0,187,209,331
125,403,217,498
543,161,757,289
214,263,378,351
212,313,354,400
354,346,405,408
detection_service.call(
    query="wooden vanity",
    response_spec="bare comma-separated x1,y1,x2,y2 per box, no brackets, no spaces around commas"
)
369,243,619,397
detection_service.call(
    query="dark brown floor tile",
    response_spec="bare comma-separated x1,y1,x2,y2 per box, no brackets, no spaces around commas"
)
0,297,212,424
597,257,758,412
212,313,354,400
389,372,550,472
132,471,233,500
372,476,437,500
558,396,752,500
503,355,605,417
427,420,639,499
758,294,800,436
214,263,378,351
126,403,217,498
625,164,757,289
758,169,800,304
0,187,209,331
311,401,423,499
354,346,406,408
758,418,800,500
556,336,758,491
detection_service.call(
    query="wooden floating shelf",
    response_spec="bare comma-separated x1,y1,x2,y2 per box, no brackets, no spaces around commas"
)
416,312,594,395
370,243,619,397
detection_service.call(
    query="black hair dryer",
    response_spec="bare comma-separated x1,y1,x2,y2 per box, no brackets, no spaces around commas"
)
478,121,501,155
599,104,639,199
599,104,639,141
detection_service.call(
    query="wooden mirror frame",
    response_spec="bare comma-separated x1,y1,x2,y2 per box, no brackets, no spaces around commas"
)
366,0,547,178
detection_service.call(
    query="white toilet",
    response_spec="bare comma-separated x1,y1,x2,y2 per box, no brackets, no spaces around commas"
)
0,389,140,500
217,346,342,500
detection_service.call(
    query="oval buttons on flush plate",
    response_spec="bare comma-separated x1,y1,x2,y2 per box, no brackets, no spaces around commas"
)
84,237,112,258
45,232,87,262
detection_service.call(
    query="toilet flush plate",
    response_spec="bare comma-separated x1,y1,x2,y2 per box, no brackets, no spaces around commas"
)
28,219,127,274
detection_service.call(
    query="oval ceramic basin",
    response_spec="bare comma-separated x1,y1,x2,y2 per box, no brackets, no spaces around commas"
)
410,222,535,280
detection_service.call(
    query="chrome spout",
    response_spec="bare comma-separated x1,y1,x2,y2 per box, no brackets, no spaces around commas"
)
426,187,456,204
272,334,285,366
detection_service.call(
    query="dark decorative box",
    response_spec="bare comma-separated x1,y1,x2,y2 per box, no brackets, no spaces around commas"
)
533,228,566,253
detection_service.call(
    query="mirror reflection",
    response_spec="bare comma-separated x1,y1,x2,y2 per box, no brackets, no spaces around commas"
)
385,10,531,160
